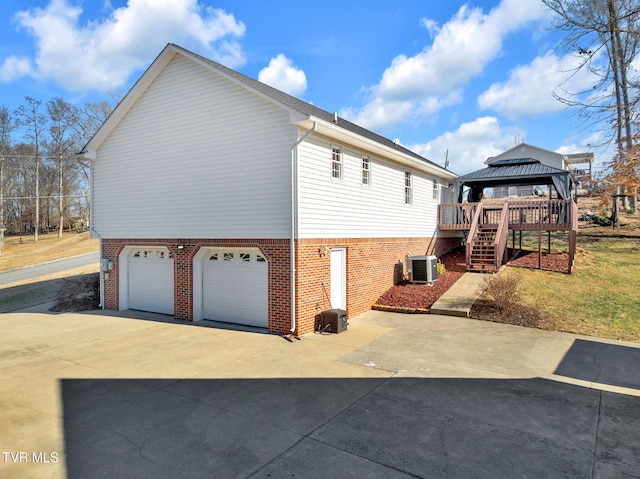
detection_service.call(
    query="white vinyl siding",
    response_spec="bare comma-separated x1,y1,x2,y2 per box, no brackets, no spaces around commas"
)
93,55,295,239
297,135,444,238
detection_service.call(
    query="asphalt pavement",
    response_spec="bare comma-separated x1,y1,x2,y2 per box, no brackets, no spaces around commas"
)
1,308,638,478
0,252,99,286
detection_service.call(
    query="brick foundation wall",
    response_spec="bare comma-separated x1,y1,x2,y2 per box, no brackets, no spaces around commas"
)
100,235,462,337
295,236,461,334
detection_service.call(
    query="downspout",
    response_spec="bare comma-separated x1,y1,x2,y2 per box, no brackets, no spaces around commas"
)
82,149,105,310
290,121,317,333
91,226,106,310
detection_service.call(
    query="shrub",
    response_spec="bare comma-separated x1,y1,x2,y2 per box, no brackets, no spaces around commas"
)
436,261,446,275
479,272,521,311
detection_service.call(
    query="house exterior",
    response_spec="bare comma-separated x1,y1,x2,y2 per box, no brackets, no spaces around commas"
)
486,143,593,197
84,43,458,336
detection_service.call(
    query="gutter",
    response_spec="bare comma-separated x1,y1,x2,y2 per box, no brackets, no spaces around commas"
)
289,121,317,333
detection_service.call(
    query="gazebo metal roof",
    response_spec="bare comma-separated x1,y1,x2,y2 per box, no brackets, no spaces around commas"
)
453,158,572,202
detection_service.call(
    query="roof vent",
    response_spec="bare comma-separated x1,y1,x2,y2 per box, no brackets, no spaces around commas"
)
393,138,399,147
334,112,338,123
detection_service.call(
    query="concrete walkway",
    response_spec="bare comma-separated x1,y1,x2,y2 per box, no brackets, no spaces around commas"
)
431,271,488,317
1,308,639,478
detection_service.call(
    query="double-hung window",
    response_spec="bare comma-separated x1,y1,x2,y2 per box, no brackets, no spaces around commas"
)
404,171,412,204
433,179,439,200
362,157,370,186
331,146,342,179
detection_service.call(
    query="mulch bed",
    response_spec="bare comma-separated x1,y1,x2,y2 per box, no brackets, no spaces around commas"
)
373,251,466,312
507,250,570,273
374,249,549,328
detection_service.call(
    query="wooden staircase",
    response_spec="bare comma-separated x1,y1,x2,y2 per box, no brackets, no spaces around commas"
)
465,202,510,273
468,225,498,272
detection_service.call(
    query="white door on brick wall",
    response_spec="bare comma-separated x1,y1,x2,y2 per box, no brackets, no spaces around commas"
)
127,248,174,315
330,248,346,310
201,248,268,327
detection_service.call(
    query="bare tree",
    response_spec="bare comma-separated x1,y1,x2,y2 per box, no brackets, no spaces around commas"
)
15,97,47,242
45,98,81,237
544,0,639,143
0,107,17,231
543,0,640,219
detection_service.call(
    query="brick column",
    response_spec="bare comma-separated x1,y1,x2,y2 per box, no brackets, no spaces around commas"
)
170,243,198,321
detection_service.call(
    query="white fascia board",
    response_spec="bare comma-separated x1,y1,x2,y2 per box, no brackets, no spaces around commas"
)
296,116,457,181
82,149,97,161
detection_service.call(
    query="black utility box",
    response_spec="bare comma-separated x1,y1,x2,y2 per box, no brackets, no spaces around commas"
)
320,309,348,333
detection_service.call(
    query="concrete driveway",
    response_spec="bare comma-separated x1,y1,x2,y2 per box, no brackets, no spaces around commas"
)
1,308,639,478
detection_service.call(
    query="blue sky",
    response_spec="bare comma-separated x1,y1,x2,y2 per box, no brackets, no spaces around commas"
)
0,0,611,174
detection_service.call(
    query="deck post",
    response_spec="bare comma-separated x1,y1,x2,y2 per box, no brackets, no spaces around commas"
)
568,229,576,274
538,230,542,269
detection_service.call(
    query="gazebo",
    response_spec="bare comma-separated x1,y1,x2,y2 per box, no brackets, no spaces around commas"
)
453,158,573,203
438,158,578,273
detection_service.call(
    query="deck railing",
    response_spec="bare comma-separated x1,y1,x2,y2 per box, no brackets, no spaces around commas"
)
493,203,510,271
439,199,575,231
465,203,484,268
438,203,478,230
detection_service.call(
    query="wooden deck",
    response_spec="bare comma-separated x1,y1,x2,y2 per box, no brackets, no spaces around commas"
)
438,199,578,273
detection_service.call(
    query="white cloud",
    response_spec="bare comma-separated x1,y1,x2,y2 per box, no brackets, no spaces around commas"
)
0,55,32,82
408,116,523,174
478,52,599,118
258,54,307,97
4,0,246,92
343,0,548,131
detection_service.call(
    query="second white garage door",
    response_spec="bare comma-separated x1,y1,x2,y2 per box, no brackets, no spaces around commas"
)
201,248,268,327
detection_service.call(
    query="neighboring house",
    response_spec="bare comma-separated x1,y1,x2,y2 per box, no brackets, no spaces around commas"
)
83,43,458,336
486,143,593,197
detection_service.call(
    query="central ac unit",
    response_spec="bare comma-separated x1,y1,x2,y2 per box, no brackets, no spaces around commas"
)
408,255,438,283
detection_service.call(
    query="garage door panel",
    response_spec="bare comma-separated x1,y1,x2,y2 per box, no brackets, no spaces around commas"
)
201,249,268,327
128,248,174,315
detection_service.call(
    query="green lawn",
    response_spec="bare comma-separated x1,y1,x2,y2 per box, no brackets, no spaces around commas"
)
515,224,640,342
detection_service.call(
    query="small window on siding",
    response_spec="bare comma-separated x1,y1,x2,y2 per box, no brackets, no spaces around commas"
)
331,146,342,179
404,171,412,205
433,179,439,200
362,157,370,186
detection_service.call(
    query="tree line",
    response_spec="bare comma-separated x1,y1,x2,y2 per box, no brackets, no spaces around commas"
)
0,97,114,240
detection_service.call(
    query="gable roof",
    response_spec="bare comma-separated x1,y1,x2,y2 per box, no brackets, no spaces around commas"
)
84,43,455,180
486,142,594,168
486,143,562,165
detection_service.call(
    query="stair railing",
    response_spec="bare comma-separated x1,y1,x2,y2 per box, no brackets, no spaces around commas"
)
465,203,484,269
493,202,510,271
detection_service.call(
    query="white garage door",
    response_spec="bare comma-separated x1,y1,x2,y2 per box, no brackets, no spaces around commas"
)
202,249,268,327
128,248,174,315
